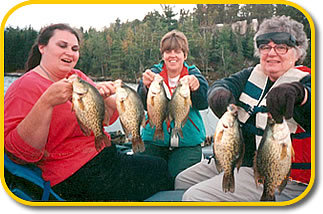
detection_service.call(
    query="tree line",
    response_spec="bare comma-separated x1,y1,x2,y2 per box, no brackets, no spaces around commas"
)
4,4,311,83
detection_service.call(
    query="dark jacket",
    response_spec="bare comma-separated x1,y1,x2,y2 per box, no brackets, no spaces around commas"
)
208,66,311,166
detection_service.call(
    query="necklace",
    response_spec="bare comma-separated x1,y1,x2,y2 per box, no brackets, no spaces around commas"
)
39,64,55,82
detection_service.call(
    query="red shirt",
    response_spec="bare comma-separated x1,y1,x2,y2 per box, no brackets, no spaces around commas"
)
4,70,118,186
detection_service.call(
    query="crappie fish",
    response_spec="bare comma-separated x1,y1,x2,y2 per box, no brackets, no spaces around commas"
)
147,74,168,140
115,79,145,153
213,104,245,193
69,74,110,151
254,116,294,201
168,77,191,143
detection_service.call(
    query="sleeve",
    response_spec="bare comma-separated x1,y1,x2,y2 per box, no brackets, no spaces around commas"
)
4,79,45,163
208,67,252,101
109,109,119,125
136,66,160,111
188,66,209,110
293,74,311,132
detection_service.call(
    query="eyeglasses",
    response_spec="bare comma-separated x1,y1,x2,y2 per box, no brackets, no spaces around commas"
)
259,44,291,55
256,32,298,48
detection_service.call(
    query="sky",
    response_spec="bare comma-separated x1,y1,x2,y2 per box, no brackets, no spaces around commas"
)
1,0,322,213
4,3,197,31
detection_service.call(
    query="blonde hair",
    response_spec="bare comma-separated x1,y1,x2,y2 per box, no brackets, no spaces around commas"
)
160,30,189,57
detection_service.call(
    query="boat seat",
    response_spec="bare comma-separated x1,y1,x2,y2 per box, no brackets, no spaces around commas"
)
4,153,64,201
144,190,185,202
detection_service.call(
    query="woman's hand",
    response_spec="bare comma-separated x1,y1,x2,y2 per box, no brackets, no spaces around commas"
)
96,81,117,125
142,69,156,88
16,78,73,150
266,81,306,123
41,79,73,108
182,75,200,91
96,81,116,98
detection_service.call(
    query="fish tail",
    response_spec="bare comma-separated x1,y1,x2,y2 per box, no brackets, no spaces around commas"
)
172,127,183,138
170,129,180,147
260,184,276,201
153,127,164,141
132,136,145,153
222,171,235,193
95,134,111,152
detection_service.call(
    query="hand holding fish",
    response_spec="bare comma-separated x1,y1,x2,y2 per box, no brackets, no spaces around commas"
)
42,78,73,107
181,75,200,92
142,69,156,88
266,82,306,123
96,81,116,98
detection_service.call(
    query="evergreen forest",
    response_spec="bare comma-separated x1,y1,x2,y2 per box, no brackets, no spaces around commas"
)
4,4,311,83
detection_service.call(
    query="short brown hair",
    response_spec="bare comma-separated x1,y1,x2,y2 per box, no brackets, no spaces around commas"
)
160,30,189,57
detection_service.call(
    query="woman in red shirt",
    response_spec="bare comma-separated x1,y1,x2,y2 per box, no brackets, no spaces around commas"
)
4,23,172,201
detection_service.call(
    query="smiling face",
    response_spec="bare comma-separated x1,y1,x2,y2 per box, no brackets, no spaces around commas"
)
160,30,189,78
39,29,80,78
260,41,299,81
163,49,187,77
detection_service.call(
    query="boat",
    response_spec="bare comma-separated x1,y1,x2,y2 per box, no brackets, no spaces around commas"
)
4,130,214,202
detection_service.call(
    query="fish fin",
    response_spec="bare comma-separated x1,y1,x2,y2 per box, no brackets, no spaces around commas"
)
181,114,190,128
78,97,85,111
253,151,259,186
222,171,235,193
170,129,180,147
153,128,164,141
71,102,75,112
236,140,245,172
95,134,111,151
291,146,296,161
216,130,224,142
261,184,276,201
260,191,276,201
178,128,184,138
131,136,145,153
280,143,288,160
278,169,291,194
184,97,192,108
76,117,91,136
213,157,223,174
103,108,110,126
255,176,265,187
141,114,146,127
120,100,126,113
213,132,217,143
166,111,172,124
147,112,154,128
119,119,129,136
151,96,155,106
212,140,223,173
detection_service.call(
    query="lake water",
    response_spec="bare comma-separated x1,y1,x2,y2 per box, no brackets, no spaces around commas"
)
4,75,218,137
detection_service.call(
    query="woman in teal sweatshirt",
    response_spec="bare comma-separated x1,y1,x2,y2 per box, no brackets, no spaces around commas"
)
137,30,209,180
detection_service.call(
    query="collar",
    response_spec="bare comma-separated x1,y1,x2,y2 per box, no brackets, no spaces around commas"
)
159,63,189,91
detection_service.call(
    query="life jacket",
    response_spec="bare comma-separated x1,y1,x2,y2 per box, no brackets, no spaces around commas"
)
237,64,311,184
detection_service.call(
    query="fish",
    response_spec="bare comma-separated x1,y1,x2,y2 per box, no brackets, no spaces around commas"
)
167,77,191,145
253,115,294,201
115,79,145,153
147,74,168,140
213,104,245,193
68,74,110,151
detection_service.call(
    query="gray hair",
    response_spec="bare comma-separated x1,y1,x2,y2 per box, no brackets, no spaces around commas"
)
254,15,308,63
